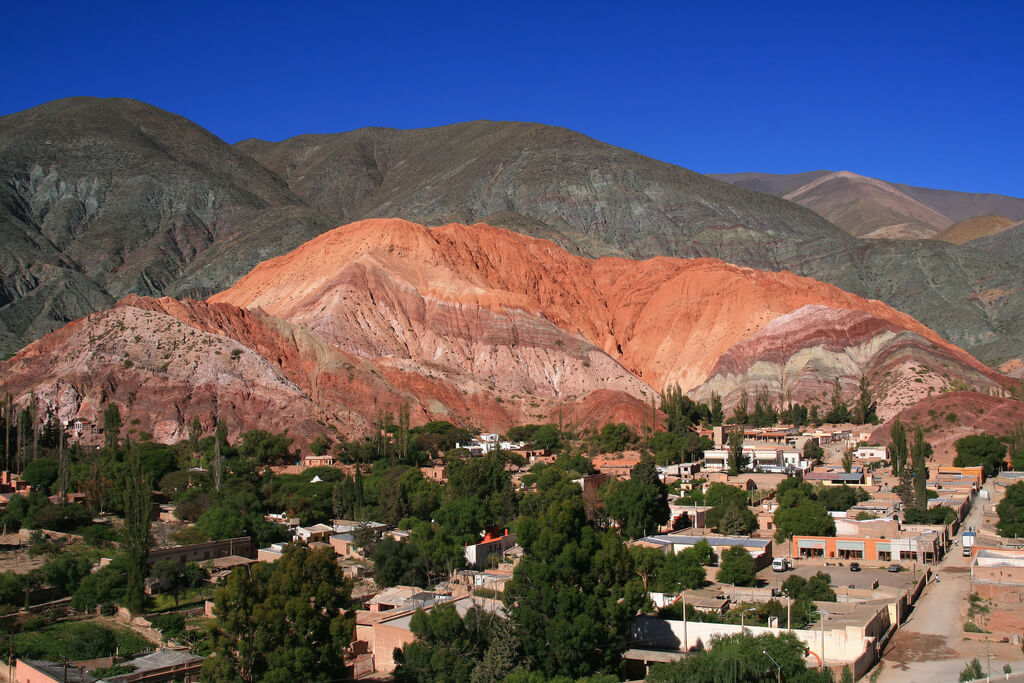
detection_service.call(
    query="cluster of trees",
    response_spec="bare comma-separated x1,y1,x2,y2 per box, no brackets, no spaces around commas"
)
771,478,854,542
631,539,717,592
647,631,834,682
599,457,670,538
953,433,1009,477
886,419,931,514
678,482,757,535
997,482,1024,538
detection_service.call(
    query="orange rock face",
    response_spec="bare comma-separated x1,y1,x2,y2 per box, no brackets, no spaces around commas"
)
1,218,1008,445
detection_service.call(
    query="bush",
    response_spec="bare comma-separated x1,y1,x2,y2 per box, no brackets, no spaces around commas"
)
10,622,151,662
959,658,984,681
963,621,987,633
716,546,757,587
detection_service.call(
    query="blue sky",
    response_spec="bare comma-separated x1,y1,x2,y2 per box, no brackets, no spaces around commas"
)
2,1,1022,196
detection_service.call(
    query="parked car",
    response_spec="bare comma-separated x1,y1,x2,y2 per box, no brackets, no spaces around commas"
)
887,564,901,572
850,562,861,572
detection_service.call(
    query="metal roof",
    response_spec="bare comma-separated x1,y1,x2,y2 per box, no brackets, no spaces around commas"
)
643,535,770,549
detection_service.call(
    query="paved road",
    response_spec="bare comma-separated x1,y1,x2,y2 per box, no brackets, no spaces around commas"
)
873,481,1023,683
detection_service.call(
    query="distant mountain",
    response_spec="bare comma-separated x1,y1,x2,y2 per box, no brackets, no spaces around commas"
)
3,97,1024,370
1,219,1005,443
713,170,1024,239
0,97,332,354
933,215,1016,245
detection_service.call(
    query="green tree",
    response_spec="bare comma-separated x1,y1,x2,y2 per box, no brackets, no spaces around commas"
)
188,416,202,454
953,433,1007,477
959,658,984,682
102,402,122,453
716,503,757,535
852,375,874,425
731,389,749,425
716,545,757,586
911,427,931,513
504,495,644,678
727,428,747,476
773,499,835,542
656,548,707,592
393,604,512,682
824,378,850,424
888,417,907,476
1010,423,1024,471
803,440,824,464
647,631,832,682
597,422,634,452
204,545,353,683
21,458,59,492
600,457,669,539
841,448,853,473
997,481,1024,538
710,392,724,426
121,446,152,614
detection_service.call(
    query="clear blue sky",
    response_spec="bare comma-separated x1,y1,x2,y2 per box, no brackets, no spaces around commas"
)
3,1,1022,196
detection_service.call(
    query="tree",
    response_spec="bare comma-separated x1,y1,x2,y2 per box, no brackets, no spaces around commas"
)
716,503,756,535
121,446,152,614
824,378,850,424
102,402,122,453
188,416,202,454
852,375,874,425
646,631,832,683
841,448,853,473
731,390,749,425
727,428,747,476
204,545,353,682
911,427,931,513
803,440,824,464
393,604,512,682
22,459,59,492
888,418,908,476
716,546,757,586
1010,423,1024,471
656,548,706,592
504,495,644,678
710,392,723,426
600,457,670,539
596,422,634,452
953,433,1007,477
997,482,1024,538
310,434,331,457
773,499,835,543
959,658,984,682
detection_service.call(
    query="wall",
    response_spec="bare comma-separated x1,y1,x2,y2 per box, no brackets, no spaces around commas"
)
147,537,254,565
631,615,878,675
371,622,417,673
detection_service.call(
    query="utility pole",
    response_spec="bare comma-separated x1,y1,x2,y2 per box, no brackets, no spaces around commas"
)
763,649,781,683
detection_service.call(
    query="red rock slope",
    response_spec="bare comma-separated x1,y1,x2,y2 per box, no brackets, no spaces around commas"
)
1,218,1007,444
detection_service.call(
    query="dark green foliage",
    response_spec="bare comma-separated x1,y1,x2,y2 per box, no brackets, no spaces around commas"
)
134,440,182,486
773,482,835,542
504,493,644,678
731,389,749,425
954,433,1007,477
26,502,92,532
959,658,984,682
1010,423,1024,471
803,440,824,463
600,457,669,539
997,482,1024,538
904,506,957,525
21,458,59,491
393,604,516,682
237,429,293,465
727,428,747,475
71,557,127,611
647,631,832,682
122,445,153,614
203,544,353,683
41,549,95,595
597,422,635,452
750,387,777,427
911,427,931,513
824,378,850,424
781,572,836,603
888,417,908,476
149,613,187,641
660,385,711,434
91,664,137,678
373,536,429,588
8,621,151,664
852,375,876,425
716,545,757,586
815,484,869,512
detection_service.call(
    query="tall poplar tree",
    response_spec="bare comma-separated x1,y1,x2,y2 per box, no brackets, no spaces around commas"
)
911,427,931,513
888,418,908,476
122,444,153,614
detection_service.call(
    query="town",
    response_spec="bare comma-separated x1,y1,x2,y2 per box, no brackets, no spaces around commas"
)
0,394,1022,682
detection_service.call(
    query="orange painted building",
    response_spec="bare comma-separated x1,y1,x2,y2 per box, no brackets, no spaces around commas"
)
792,533,942,563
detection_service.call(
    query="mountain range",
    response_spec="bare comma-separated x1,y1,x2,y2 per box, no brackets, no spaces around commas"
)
0,219,1007,443
2,97,1024,371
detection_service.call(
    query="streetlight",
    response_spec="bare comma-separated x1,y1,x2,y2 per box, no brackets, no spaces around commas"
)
813,609,830,669
741,607,757,629
762,649,782,683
